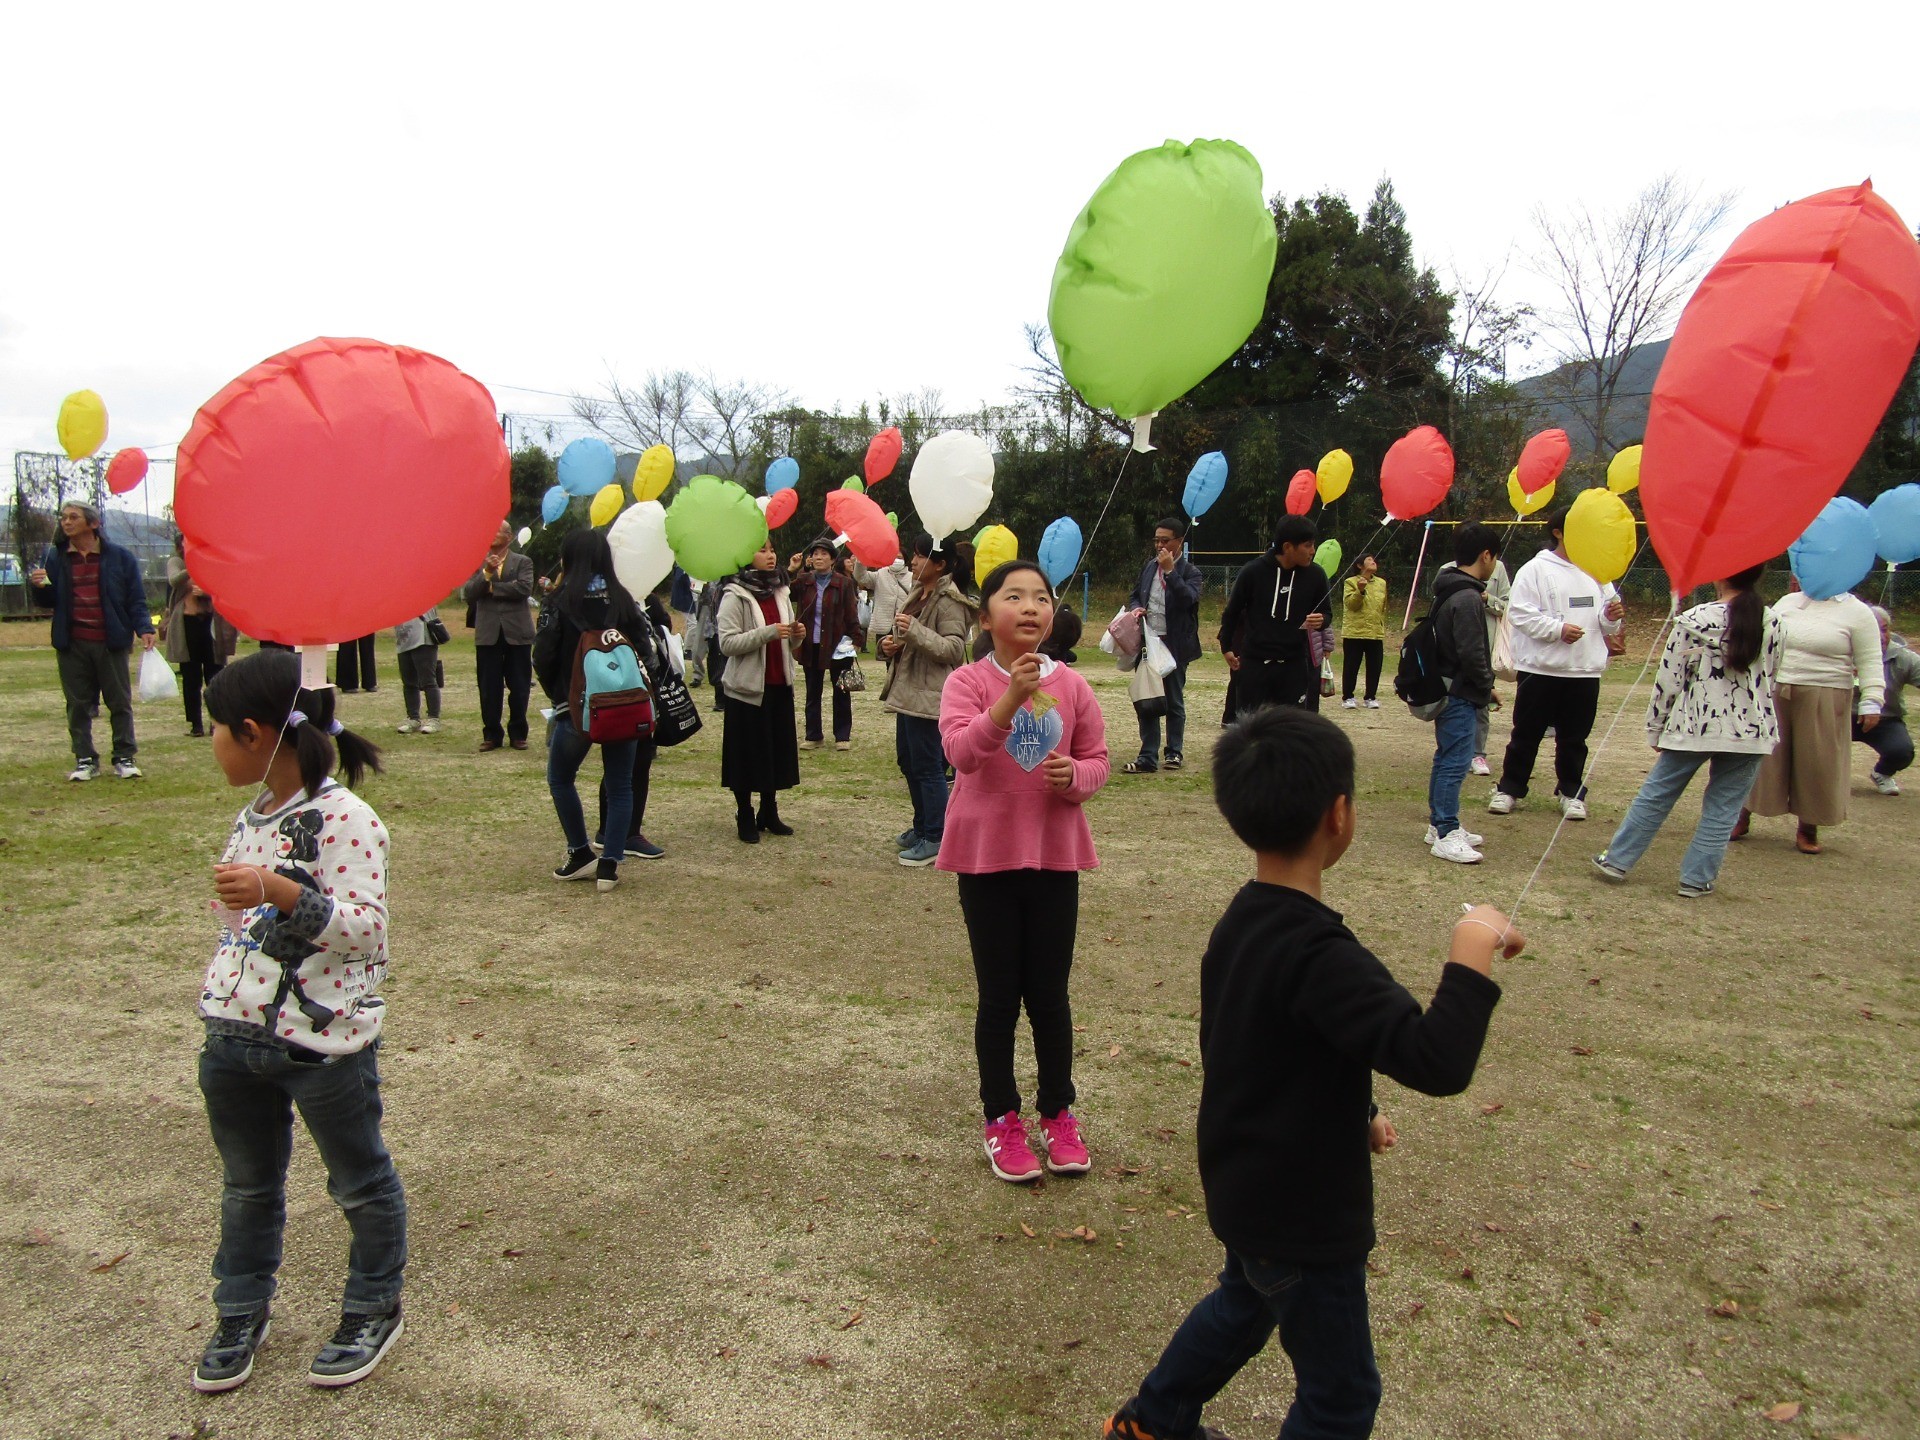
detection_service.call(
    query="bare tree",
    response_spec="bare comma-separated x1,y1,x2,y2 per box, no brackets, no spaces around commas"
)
569,368,786,478
1531,174,1735,455
1445,258,1536,398
697,372,788,478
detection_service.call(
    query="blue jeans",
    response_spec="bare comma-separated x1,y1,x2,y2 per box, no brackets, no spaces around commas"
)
1427,696,1479,837
1856,715,1914,776
1602,749,1764,890
895,713,948,842
547,715,636,864
1135,657,1189,764
1132,1250,1380,1440
199,1035,407,1317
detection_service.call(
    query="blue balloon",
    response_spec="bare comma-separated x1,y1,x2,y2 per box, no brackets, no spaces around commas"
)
1869,483,1920,565
1183,451,1228,520
1789,497,1878,600
1037,517,1084,589
557,437,616,497
541,485,570,525
765,456,800,495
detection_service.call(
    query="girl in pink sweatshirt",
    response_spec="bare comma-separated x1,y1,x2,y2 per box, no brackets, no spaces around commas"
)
939,559,1109,1183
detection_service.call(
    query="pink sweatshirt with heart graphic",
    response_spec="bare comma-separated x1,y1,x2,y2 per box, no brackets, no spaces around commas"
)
937,654,1109,874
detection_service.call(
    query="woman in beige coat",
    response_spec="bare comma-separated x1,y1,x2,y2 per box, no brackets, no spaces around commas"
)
879,535,976,866
717,542,806,843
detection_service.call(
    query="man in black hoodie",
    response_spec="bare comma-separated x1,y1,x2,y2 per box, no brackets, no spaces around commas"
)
1427,523,1500,864
1104,706,1516,1440
1218,516,1330,715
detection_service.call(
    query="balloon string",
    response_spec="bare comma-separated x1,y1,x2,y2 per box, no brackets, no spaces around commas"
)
1055,446,1134,596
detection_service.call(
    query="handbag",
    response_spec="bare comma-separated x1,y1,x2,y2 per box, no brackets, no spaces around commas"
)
1492,611,1517,682
1129,655,1167,718
836,661,867,693
1319,656,1336,698
426,614,452,646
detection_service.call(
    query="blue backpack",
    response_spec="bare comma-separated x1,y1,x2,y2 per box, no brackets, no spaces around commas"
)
568,627,655,743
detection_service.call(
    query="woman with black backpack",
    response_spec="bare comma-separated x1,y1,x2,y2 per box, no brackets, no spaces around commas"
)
532,529,648,893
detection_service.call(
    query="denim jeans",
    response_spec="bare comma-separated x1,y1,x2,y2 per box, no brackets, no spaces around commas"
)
1427,696,1479,837
1135,657,1189,763
895,713,948,842
1856,715,1914,776
547,714,636,864
199,1035,407,1317
1132,1250,1380,1440
1601,749,1764,889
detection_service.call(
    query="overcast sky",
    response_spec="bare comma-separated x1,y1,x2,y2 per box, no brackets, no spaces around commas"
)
5,1,1917,515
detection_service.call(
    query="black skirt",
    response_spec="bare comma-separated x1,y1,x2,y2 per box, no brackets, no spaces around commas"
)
720,684,800,794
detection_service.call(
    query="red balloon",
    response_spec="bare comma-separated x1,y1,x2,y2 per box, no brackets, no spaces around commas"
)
105,447,149,495
765,488,799,528
1379,425,1455,521
1515,428,1570,495
825,488,899,568
864,426,903,486
1644,182,1920,593
1285,468,1317,515
175,337,508,646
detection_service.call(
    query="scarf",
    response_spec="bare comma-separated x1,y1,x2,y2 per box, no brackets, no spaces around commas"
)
733,567,788,601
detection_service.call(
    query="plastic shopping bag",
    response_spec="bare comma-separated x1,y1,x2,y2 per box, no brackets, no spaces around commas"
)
139,647,179,702
1142,628,1177,678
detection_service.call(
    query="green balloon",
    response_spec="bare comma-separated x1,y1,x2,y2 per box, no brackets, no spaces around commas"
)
664,474,769,582
841,476,865,492
1048,140,1277,420
1315,539,1342,581
885,511,898,528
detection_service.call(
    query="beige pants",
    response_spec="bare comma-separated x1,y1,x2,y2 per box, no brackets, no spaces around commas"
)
1747,683,1852,827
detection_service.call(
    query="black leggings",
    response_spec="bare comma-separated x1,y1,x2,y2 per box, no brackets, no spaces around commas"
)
1341,639,1383,702
957,870,1079,1120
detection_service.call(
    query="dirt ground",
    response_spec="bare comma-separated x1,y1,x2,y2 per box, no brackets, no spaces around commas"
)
1,618,1915,1440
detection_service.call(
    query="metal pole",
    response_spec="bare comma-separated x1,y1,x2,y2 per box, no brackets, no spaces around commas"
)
1082,569,1089,620
1402,521,1434,630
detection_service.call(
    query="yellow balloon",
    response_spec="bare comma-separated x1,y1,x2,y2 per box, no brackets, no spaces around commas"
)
57,389,108,461
1315,448,1353,505
1606,444,1642,495
1564,487,1637,584
974,524,1018,589
590,483,625,528
1507,468,1555,517
634,444,676,502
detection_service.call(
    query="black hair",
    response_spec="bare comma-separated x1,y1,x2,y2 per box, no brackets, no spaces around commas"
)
554,528,643,633
1544,505,1571,541
978,558,1050,607
1155,516,1187,540
913,533,977,598
1271,515,1317,551
206,650,384,796
1719,562,1766,672
1213,705,1355,855
1453,522,1499,568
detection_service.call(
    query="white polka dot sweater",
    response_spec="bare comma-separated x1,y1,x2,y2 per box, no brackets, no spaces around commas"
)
199,780,390,1055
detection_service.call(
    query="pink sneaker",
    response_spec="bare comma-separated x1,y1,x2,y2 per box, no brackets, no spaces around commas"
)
1039,1110,1091,1174
983,1112,1043,1183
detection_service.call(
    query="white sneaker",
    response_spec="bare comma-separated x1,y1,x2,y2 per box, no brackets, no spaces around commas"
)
112,759,143,779
1871,770,1900,796
1470,756,1491,776
1342,698,1358,709
1560,795,1589,821
419,720,440,735
1487,791,1516,815
1425,825,1484,847
396,720,419,734
1365,699,1381,709
1431,831,1484,864
68,759,99,782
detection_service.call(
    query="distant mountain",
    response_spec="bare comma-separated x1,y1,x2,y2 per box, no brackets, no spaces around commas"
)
1512,338,1668,455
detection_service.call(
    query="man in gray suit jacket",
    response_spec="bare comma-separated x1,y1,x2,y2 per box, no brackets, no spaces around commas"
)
465,521,537,750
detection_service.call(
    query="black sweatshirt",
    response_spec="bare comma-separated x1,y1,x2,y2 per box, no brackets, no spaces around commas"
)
1196,882,1502,1264
1217,557,1332,666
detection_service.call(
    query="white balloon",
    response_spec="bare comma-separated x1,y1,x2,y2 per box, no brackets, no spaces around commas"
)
909,431,995,544
756,495,771,514
516,526,533,546
607,500,673,600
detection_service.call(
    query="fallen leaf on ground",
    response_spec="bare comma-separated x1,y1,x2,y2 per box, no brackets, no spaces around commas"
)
1569,1045,1595,1056
90,1251,131,1273
1712,1299,1740,1318
1408,1301,1426,1317
840,1310,863,1330
1055,1226,1098,1243
501,1248,526,1258
804,1353,834,1369
1019,1223,1036,1238
25,1228,53,1246
1108,1045,1122,1058
1480,1103,1504,1116
715,1346,738,1358
1482,1221,1505,1233
1063,1338,1083,1350
1761,1401,1801,1422
1501,1311,1520,1329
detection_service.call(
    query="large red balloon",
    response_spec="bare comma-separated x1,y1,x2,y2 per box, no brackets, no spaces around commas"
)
864,427,903,486
1515,428,1570,496
105,447,149,495
765,488,799,528
1379,426,1455,521
1285,468,1317,515
825,488,899,568
175,337,508,646
1643,182,1920,593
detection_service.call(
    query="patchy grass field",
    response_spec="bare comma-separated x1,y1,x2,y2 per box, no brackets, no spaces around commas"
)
1,616,1915,1440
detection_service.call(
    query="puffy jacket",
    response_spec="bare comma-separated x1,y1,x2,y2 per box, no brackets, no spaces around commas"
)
1644,600,1782,755
1341,575,1388,642
880,577,974,720
1431,566,1494,705
32,536,154,651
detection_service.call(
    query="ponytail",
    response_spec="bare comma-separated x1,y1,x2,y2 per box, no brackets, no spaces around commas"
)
206,651,385,796
1720,564,1766,672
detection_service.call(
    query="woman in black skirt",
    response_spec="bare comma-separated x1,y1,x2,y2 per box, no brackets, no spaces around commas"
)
716,541,804,843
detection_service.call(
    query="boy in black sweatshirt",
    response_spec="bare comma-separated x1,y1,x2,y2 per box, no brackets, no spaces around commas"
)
1218,515,1331,714
1105,706,1520,1440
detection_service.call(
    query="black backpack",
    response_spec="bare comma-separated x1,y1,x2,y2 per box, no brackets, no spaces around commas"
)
1394,610,1449,716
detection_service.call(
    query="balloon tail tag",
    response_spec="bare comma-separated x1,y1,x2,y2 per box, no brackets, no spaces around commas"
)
297,645,330,692
1005,695,1063,772
1130,414,1157,454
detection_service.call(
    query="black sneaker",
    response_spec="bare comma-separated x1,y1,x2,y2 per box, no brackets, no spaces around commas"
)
626,835,665,860
308,1308,403,1387
1163,752,1184,771
192,1308,270,1393
552,847,597,881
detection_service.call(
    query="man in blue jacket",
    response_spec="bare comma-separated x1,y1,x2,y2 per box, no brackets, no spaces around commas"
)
28,501,156,780
1123,517,1204,773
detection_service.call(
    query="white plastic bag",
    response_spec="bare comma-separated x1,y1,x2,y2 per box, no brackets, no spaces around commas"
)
1098,607,1125,657
664,632,686,677
139,648,178,702
1142,628,1177,678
